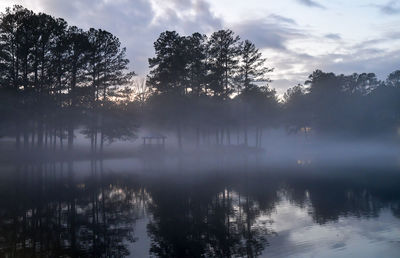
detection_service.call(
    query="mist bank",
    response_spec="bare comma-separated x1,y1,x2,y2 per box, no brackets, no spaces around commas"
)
1,126,399,170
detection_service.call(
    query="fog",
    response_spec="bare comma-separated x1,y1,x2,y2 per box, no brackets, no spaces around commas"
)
1,5,400,258
2,126,398,173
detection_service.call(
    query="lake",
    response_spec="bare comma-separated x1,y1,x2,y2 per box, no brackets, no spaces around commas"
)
0,158,399,257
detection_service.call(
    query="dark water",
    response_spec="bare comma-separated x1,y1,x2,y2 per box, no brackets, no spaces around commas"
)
1,159,400,257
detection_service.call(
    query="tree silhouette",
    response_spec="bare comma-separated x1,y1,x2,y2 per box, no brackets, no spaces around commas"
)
148,31,187,95
237,39,273,93
207,29,241,98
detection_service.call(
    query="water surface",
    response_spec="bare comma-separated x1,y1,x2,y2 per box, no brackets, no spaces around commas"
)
0,159,399,257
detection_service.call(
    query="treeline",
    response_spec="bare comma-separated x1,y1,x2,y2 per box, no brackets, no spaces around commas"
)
144,29,277,148
0,6,136,153
1,6,400,155
284,70,400,135
143,30,400,147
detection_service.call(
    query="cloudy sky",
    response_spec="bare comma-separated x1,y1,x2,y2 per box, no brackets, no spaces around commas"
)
1,0,400,94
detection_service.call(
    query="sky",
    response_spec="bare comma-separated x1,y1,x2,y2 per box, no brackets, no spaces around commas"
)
1,0,400,94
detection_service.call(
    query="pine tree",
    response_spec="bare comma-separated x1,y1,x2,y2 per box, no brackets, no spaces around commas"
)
207,29,241,98
184,32,208,96
238,40,273,93
148,31,186,95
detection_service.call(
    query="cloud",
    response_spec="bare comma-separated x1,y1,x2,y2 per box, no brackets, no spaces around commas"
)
1,0,400,95
377,0,400,15
320,48,400,79
228,15,399,95
268,14,297,25
353,32,400,49
295,0,325,9
150,0,222,33
267,33,400,95
233,19,305,50
324,33,341,40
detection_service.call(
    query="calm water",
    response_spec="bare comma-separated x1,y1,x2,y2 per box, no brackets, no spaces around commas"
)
0,159,400,257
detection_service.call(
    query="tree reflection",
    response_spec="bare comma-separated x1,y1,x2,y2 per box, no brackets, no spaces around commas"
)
281,170,400,224
145,173,277,257
1,165,400,257
0,160,146,257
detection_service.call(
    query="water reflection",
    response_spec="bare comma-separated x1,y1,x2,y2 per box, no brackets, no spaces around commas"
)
146,176,274,257
0,161,400,257
0,161,147,257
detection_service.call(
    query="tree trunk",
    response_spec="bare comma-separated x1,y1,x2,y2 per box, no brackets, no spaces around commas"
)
255,128,259,148
59,128,64,151
31,127,35,150
100,129,104,155
177,123,183,151
196,127,200,148
91,131,94,154
44,127,47,150
53,128,57,152
94,129,98,154
38,119,43,149
23,126,29,151
16,122,21,151
68,126,74,152
244,127,248,146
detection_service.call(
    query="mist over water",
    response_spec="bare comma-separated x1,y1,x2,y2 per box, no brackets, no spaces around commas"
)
48,127,400,169
1,127,400,257
1,159,400,257
1,125,400,257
